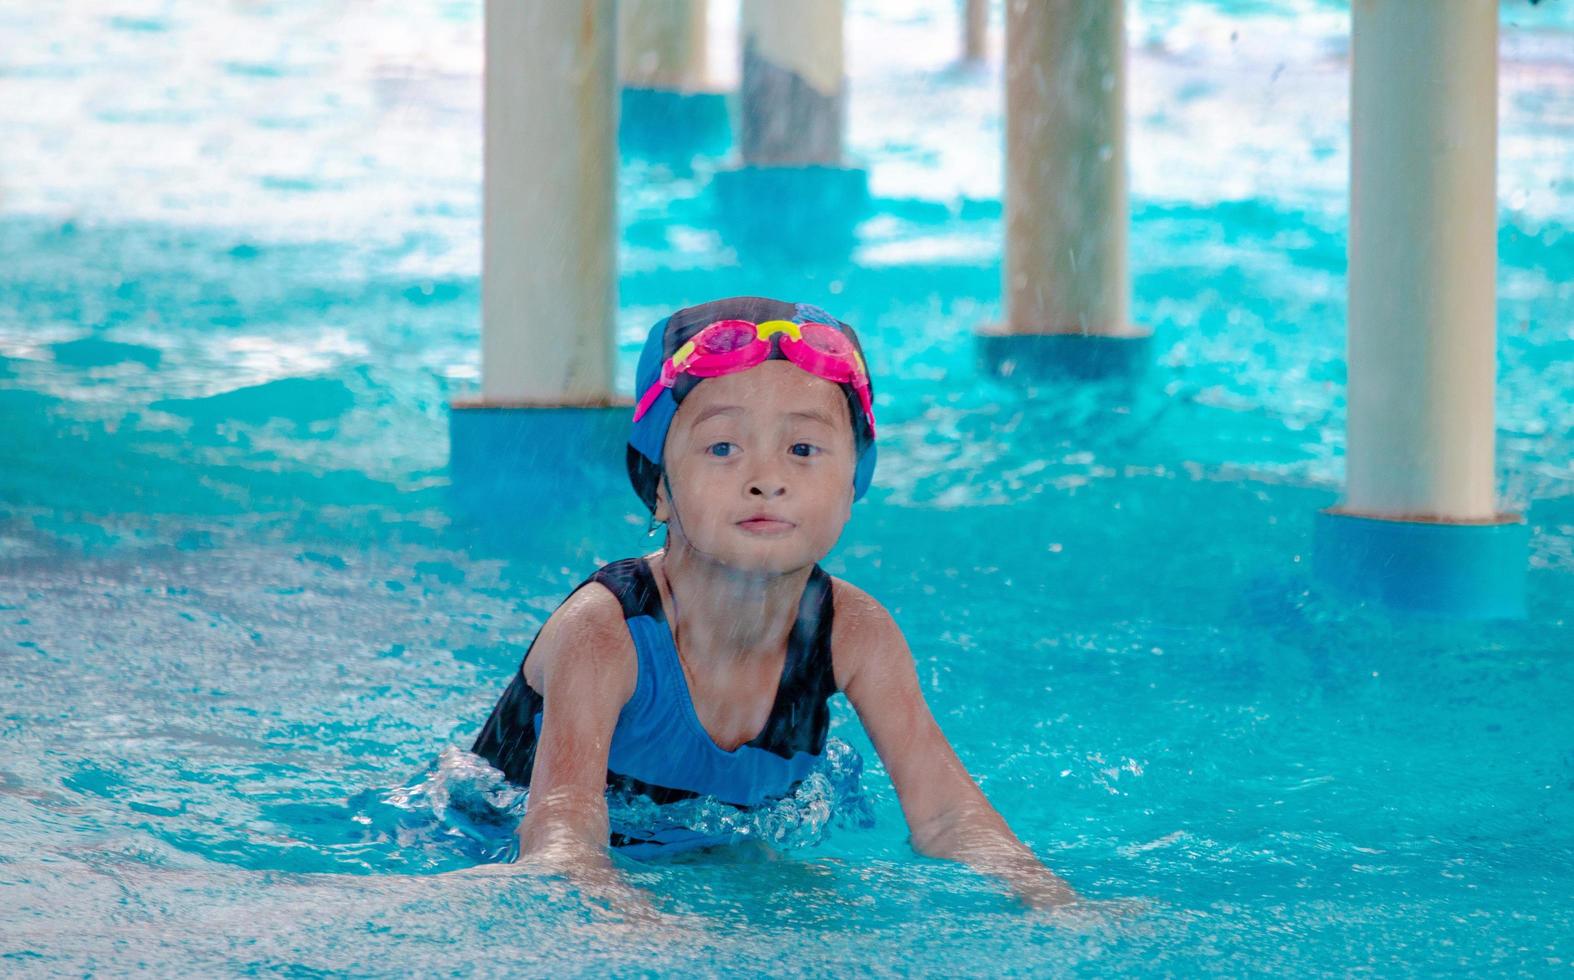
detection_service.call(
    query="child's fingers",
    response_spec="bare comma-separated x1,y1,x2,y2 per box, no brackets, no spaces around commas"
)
1028,895,1162,934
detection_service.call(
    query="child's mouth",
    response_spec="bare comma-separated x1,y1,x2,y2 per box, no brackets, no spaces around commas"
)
736,518,796,535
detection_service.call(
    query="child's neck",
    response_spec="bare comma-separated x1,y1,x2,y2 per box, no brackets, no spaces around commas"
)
650,541,810,668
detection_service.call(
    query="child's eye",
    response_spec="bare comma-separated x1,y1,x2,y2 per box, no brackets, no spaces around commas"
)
789,443,821,458
706,442,735,458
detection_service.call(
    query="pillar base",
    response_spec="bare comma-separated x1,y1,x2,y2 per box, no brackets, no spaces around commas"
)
619,86,731,161
1312,508,1528,620
710,163,870,260
976,325,1152,381
448,399,630,506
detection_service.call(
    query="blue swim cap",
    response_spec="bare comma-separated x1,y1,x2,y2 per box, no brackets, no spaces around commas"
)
626,296,877,513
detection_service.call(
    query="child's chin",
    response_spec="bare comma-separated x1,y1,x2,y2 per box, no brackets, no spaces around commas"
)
716,542,817,574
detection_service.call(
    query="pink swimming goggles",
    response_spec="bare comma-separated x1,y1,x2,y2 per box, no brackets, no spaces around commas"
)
631,318,877,438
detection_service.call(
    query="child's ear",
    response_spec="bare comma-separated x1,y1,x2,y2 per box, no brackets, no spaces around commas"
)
653,478,670,524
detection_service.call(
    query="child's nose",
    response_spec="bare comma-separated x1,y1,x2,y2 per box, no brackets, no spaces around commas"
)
748,479,787,497
743,451,788,497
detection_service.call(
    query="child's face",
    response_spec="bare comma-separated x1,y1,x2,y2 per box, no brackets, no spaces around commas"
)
657,361,858,574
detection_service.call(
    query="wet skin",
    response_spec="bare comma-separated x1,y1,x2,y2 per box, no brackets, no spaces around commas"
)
504,360,1079,912
646,362,860,752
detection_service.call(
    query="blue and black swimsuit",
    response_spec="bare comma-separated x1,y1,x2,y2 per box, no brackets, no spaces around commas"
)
471,555,838,853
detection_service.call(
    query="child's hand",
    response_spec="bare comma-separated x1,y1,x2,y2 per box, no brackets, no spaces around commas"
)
1003,864,1079,910
456,855,710,931
1028,894,1158,931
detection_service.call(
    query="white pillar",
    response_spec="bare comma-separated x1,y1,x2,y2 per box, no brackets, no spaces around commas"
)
739,0,845,166
963,0,988,63
482,0,616,405
1346,0,1498,520
1003,0,1133,337
620,0,709,91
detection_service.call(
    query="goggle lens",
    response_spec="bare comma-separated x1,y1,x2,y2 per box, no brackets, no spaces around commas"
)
698,320,758,355
798,321,852,357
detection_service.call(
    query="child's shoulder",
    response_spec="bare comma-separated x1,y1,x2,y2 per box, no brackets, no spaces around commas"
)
557,574,629,627
826,574,910,686
827,573,876,615
550,553,655,633
520,573,636,691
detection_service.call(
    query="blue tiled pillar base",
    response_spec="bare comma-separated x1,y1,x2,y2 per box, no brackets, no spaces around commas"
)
710,164,870,259
1312,508,1529,620
448,401,629,506
620,87,731,160
977,329,1152,381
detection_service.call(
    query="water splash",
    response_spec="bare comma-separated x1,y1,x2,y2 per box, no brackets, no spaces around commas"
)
371,737,874,867
606,737,875,852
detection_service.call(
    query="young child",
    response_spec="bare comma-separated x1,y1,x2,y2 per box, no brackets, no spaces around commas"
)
471,296,1075,908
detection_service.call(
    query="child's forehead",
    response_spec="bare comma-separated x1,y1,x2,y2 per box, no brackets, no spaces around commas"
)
677,364,848,424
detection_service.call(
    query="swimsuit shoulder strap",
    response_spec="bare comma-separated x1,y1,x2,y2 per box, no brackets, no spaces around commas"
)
749,562,838,757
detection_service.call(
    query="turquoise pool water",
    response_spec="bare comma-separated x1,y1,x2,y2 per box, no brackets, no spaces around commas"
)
3,1,1573,974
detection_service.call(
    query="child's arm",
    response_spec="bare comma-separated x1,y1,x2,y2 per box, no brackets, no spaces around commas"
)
833,582,1078,909
509,588,636,881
